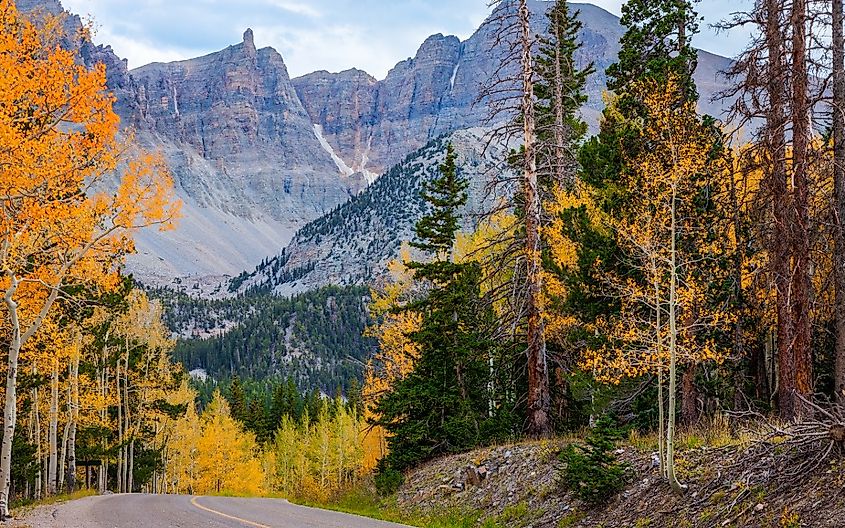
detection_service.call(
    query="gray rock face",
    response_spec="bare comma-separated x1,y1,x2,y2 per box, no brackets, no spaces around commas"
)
127,31,358,219
121,32,369,284
17,1,368,285
292,1,733,177
240,129,510,296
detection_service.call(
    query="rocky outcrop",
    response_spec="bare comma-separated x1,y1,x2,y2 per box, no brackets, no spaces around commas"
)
18,0,370,285
239,129,508,296
396,437,845,527
127,30,361,218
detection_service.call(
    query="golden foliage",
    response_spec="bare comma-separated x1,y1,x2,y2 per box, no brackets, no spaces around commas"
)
165,391,265,496
269,400,365,501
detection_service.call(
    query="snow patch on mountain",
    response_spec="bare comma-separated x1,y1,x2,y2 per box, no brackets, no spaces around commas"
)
314,124,355,177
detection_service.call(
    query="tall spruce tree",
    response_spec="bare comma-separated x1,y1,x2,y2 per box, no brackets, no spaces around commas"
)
552,0,731,435
374,145,499,470
607,0,699,101
558,0,704,354
226,376,248,424
534,0,593,192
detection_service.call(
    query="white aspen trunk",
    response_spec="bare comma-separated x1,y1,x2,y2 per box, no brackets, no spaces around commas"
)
33,381,42,500
42,455,48,498
0,276,60,516
0,279,22,517
26,392,33,500
653,259,666,477
58,419,69,492
116,362,123,494
128,440,134,493
47,359,59,495
66,351,79,492
666,184,684,493
99,353,109,494
123,349,131,494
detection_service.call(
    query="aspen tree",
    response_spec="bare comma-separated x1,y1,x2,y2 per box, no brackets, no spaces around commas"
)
0,1,179,513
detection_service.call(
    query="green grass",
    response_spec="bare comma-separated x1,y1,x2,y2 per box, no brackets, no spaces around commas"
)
11,488,97,515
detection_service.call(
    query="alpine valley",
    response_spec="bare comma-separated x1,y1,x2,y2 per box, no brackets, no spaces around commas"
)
19,0,735,388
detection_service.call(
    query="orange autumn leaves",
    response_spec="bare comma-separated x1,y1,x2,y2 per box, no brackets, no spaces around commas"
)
0,0,179,507
545,76,733,383
0,0,180,308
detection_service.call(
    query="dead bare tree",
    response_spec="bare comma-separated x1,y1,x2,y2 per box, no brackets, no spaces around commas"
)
790,0,815,419
474,0,552,436
833,0,845,405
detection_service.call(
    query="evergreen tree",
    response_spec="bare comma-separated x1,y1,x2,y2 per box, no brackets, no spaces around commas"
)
374,145,501,471
560,414,629,504
409,144,468,259
547,0,727,432
227,376,248,424
346,377,364,417
534,0,593,191
606,0,700,101
245,398,269,442
532,0,593,429
560,0,704,330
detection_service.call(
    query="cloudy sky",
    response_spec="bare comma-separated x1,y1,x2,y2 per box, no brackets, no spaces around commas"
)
61,0,754,79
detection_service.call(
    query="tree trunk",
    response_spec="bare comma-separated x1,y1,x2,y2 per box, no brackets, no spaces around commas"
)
667,185,684,494
764,0,795,421
48,359,59,495
116,362,123,494
65,350,79,492
681,366,700,426
789,0,813,417
58,418,69,492
32,380,41,500
654,266,666,477
123,350,131,493
833,0,845,405
519,0,551,438
0,279,22,517
128,440,134,493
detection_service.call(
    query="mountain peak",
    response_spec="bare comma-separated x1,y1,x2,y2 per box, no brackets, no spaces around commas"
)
243,28,255,50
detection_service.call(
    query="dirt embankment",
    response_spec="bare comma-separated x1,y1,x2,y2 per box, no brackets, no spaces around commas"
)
395,434,845,527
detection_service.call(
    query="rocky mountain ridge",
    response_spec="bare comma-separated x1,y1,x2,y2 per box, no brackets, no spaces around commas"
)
20,0,735,292
238,129,510,296
291,2,734,178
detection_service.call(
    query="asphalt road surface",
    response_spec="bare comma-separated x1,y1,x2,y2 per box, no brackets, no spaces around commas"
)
13,494,413,528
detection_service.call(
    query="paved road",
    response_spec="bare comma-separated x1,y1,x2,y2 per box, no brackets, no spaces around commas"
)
14,494,412,528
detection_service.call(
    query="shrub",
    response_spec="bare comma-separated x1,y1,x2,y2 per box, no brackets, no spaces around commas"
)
560,414,629,504
374,462,404,496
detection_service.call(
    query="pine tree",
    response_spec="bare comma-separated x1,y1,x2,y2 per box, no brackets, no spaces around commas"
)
607,0,699,101
409,144,468,260
534,0,593,191
374,144,499,470
227,377,248,424
548,0,713,432
532,0,593,428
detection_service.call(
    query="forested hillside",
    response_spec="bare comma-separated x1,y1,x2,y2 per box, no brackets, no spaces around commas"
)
236,129,506,296
154,286,375,391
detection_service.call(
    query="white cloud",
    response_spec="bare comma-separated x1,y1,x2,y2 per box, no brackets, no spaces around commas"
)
60,0,754,78
268,0,322,18
97,29,203,69
254,24,401,78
